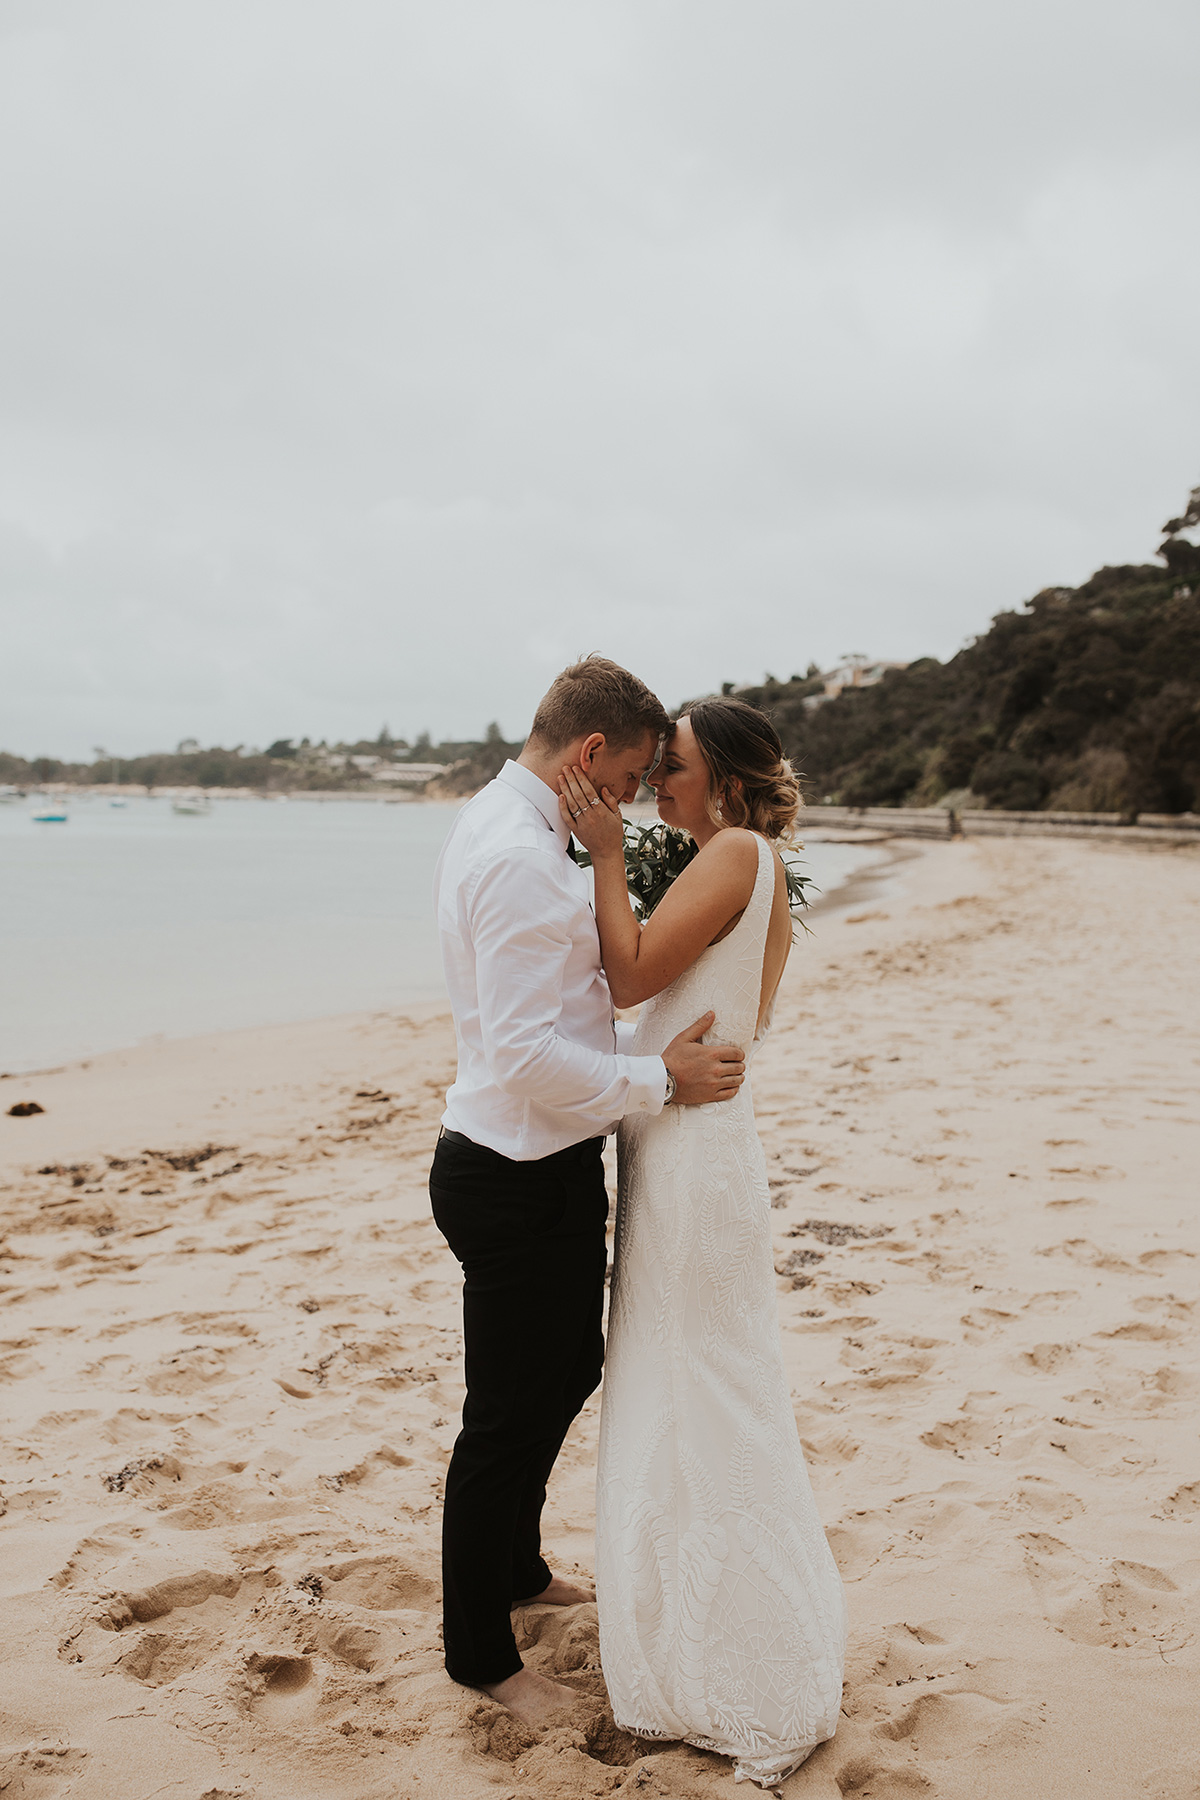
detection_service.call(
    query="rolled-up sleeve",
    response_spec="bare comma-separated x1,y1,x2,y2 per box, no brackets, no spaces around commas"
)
467,850,667,1127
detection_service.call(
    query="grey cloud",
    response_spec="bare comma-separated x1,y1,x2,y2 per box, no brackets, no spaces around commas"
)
1,0,1197,758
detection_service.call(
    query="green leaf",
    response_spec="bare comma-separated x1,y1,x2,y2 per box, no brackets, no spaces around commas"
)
612,819,814,932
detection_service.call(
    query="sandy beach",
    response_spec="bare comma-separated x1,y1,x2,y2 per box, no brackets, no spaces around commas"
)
2,833,1198,1800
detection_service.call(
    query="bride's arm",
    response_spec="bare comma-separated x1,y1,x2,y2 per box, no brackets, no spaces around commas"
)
558,768,758,1008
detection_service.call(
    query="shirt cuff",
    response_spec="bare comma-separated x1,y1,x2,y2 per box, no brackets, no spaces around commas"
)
622,1053,669,1117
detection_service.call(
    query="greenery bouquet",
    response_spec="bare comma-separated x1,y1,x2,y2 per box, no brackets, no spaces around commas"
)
574,820,814,924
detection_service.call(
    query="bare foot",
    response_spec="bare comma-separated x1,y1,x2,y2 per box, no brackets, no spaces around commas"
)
482,1666,577,1727
513,1574,594,1607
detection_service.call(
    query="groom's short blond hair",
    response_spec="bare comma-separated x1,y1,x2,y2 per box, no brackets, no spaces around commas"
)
528,656,670,754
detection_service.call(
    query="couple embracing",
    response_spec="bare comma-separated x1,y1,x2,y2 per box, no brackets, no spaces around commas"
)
429,657,845,1787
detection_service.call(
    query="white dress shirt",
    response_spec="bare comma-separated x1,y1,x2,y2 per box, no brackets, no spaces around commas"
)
434,759,669,1159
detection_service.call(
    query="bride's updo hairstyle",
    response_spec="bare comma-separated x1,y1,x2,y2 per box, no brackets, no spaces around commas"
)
681,697,802,843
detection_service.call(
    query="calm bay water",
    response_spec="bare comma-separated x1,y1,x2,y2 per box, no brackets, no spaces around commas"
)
0,794,881,1074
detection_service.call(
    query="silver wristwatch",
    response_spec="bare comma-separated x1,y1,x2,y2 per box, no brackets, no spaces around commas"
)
662,1065,676,1105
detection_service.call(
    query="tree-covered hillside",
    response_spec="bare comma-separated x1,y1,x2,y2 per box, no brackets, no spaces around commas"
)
735,490,1200,814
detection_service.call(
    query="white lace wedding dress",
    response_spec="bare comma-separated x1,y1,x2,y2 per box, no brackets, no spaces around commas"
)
596,835,846,1787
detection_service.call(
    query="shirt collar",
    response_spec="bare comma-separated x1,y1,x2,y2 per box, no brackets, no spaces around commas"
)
496,759,572,849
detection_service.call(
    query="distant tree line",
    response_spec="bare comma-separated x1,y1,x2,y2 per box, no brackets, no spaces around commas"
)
732,488,1200,815
7,486,1198,814
0,721,526,793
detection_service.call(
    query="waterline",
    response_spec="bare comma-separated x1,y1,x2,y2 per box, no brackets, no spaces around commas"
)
1,794,886,1074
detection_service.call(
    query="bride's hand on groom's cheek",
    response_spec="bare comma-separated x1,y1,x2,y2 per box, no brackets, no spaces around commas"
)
558,766,624,854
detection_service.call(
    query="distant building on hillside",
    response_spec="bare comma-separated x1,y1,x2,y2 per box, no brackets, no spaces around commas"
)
802,655,907,711
372,763,445,787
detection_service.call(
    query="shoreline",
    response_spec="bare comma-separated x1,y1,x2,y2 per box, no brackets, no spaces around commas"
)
801,834,922,919
1,832,1197,1797
0,997,456,1093
13,783,1200,839
0,834,894,1086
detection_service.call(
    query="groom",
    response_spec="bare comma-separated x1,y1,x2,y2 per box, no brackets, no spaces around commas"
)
429,656,746,1724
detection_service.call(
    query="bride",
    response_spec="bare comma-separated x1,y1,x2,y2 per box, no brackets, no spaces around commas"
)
558,697,846,1788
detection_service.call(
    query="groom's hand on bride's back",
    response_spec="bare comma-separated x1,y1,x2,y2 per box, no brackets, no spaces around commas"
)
663,1012,746,1105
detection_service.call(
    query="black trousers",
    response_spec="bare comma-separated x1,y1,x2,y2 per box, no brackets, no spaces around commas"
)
429,1128,609,1688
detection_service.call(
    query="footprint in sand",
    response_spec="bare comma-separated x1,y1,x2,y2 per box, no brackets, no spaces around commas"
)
244,1650,316,1722
1011,1476,1085,1523
825,1280,882,1305
315,1621,382,1671
833,1754,933,1794
960,1305,1019,1341
1161,1481,1200,1519
1097,1320,1185,1344
1016,1341,1079,1374
0,1743,87,1800
144,1342,253,1395
1022,1290,1081,1314
56,1540,454,1769
99,1566,242,1628
1018,1532,1189,1649
118,1626,208,1685
318,1553,439,1612
1135,1364,1199,1408
798,1425,862,1468
830,1620,1043,1795
51,1529,143,1591
837,1335,941,1388
875,1688,1019,1758
827,1490,983,1584
1043,1416,1149,1476
920,1392,1043,1461
1137,1248,1197,1271
59,1563,249,1682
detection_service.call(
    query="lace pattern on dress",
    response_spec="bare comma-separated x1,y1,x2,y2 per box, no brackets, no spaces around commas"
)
597,835,847,1787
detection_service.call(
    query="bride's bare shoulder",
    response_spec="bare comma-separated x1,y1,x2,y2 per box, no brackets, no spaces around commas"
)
688,827,761,898
694,827,761,870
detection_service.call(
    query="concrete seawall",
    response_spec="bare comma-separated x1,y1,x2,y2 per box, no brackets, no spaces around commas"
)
804,806,1200,846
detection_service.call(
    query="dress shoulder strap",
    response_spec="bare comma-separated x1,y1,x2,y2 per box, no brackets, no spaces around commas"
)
749,832,775,924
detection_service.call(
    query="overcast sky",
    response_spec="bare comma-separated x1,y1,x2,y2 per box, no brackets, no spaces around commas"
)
2,0,1198,760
